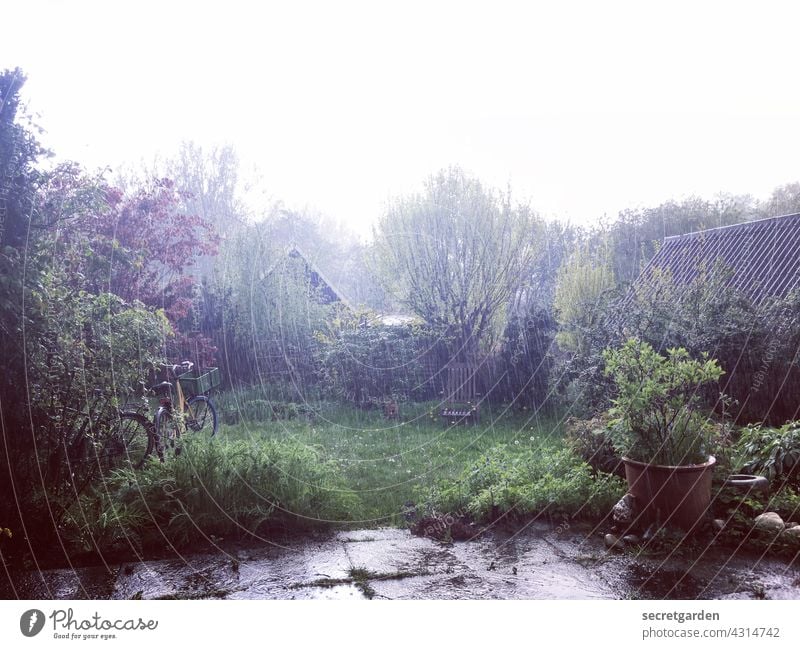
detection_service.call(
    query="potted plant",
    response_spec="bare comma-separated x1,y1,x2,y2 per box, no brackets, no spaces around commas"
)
603,338,724,530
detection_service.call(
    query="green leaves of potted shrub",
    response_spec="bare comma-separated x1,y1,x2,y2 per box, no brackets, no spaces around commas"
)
603,338,723,466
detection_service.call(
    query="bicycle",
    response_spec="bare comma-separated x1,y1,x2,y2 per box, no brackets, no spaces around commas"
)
151,361,219,459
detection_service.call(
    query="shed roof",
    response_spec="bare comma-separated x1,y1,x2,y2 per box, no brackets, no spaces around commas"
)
632,212,800,305
258,245,354,311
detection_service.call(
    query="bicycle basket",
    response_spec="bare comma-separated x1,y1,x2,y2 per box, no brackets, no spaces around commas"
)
178,367,221,395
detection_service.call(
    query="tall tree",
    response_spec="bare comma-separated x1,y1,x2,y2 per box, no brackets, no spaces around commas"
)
761,182,800,218
602,194,755,285
552,242,616,354
372,167,541,360
0,71,173,554
0,68,46,248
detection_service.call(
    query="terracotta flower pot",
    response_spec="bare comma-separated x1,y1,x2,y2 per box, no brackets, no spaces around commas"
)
622,456,716,531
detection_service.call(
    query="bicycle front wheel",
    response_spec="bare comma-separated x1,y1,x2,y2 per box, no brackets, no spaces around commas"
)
186,395,218,437
114,412,155,470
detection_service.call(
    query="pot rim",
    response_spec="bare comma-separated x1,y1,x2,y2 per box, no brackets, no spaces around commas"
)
725,473,768,482
621,455,716,472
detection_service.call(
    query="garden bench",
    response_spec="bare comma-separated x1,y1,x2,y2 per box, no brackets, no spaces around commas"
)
440,362,480,425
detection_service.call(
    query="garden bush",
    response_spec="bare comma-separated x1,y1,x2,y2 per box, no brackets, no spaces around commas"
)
417,444,625,523
564,412,624,477
735,420,800,487
603,338,723,465
65,437,359,552
767,486,800,523
1,265,167,553
619,268,800,425
315,322,445,405
551,264,800,426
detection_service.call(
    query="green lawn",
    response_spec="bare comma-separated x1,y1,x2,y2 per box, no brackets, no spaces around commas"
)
216,400,568,526
69,398,623,553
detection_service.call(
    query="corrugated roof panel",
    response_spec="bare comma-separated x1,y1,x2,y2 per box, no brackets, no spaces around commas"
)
627,212,800,308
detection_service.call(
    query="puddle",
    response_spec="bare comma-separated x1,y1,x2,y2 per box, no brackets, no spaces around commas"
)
625,564,706,599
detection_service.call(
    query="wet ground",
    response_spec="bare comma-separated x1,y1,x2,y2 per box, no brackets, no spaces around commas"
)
2,523,798,600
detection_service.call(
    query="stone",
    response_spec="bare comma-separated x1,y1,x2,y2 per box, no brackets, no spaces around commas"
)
786,522,799,529
622,534,640,545
753,512,785,535
712,519,725,533
604,533,623,549
781,526,800,541
612,493,637,526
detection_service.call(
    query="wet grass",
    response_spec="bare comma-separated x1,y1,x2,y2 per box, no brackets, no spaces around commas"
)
61,400,604,557
154,588,235,600
217,400,567,525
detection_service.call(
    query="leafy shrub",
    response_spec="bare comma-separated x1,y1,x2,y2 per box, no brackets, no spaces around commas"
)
707,418,737,474
496,306,556,409
2,268,168,543
417,444,625,523
620,268,800,425
66,437,358,552
315,323,444,405
564,412,624,476
603,339,723,465
548,306,618,417
768,486,800,523
553,243,616,355
555,265,800,426
735,421,800,487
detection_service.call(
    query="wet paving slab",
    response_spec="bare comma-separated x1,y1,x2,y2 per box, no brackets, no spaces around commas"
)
2,523,798,600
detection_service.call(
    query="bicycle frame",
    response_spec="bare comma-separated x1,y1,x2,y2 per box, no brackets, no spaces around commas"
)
156,374,187,413
153,365,186,448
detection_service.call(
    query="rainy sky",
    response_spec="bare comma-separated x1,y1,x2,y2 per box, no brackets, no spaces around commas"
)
5,1,800,235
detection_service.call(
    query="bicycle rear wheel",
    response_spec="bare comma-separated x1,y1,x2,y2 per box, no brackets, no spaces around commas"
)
154,406,182,458
186,395,218,437
114,412,155,470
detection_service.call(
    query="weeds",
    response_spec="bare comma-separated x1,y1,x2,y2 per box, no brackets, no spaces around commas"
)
65,436,358,551
417,444,625,523
300,567,424,599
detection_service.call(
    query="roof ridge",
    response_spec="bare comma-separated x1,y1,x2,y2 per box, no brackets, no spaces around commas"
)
664,212,800,242
287,244,355,311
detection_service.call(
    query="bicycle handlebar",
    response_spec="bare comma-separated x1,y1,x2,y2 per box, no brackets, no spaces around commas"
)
150,361,194,393
161,360,194,375
174,360,194,374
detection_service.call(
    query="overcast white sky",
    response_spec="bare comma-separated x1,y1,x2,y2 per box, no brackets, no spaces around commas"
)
5,1,800,236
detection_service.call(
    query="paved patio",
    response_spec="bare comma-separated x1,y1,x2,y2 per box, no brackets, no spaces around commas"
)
3,523,798,600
